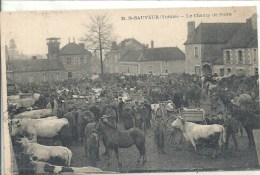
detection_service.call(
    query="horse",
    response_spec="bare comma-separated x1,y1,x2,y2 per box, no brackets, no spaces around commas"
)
216,89,234,114
95,120,147,167
231,105,260,148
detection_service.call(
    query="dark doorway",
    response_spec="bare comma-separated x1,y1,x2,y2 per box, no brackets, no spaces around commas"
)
68,72,72,79
202,64,212,76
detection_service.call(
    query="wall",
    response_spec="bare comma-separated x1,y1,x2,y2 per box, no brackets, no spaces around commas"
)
118,62,139,75
223,48,258,76
7,70,67,84
185,44,202,74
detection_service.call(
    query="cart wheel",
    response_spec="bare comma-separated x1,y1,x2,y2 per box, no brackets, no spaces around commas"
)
165,116,183,146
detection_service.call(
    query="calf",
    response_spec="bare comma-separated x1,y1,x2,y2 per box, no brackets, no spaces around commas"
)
171,117,226,158
17,137,72,166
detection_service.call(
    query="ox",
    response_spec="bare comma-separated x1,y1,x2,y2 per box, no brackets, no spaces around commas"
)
17,138,72,166
11,118,69,146
171,117,226,158
17,153,103,174
13,109,53,119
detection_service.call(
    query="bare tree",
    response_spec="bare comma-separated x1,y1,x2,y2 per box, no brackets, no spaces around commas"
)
9,39,17,51
82,15,115,75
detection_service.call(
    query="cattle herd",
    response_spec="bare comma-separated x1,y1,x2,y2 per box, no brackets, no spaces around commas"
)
7,73,260,174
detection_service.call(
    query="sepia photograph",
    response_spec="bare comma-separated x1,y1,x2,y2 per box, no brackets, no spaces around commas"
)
1,5,260,174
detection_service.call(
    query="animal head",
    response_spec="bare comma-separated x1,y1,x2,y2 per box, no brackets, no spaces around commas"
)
10,119,22,136
171,116,186,131
16,137,31,146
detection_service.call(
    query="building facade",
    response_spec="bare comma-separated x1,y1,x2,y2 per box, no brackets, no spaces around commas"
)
222,16,258,76
184,14,258,77
7,38,93,84
119,47,185,75
104,38,145,73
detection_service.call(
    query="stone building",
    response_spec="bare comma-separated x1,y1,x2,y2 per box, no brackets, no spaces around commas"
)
7,37,93,84
184,14,258,77
119,47,185,75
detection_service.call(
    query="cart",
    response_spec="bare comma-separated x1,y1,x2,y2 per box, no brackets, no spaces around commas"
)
164,108,206,146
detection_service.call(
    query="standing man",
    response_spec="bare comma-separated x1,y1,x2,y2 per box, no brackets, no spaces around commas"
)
118,98,124,122
154,114,166,154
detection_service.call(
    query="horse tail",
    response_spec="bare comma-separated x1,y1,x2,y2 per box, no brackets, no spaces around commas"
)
221,126,226,145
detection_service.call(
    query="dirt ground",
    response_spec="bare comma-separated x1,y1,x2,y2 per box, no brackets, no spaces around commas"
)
70,96,260,172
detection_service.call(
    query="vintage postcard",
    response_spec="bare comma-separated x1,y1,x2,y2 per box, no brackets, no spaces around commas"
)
1,6,260,175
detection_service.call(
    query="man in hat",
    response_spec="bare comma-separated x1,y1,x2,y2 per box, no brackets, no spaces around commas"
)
118,98,124,122
154,114,166,154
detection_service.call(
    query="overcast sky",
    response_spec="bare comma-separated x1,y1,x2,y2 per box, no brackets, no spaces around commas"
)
1,6,256,56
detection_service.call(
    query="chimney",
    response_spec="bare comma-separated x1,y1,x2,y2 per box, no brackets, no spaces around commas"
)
248,13,257,30
151,40,154,48
187,21,195,40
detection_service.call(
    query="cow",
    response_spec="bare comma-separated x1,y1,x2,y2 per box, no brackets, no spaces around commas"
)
171,117,226,158
13,109,53,119
10,118,69,146
16,137,72,166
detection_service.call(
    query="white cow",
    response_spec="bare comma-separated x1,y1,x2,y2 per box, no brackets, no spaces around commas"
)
13,109,53,119
11,118,69,143
17,138,72,166
171,117,226,158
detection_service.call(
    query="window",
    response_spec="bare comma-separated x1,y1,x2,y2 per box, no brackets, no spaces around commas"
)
237,68,245,76
238,50,243,64
67,57,72,65
225,51,231,64
220,68,224,76
56,72,60,80
43,72,47,81
165,69,168,74
80,57,84,65
254,68,258,75
194,46,199,59
148,66,153,73
68,72,72,79
253,49,257,62
195,66,201,76
226,68,232,75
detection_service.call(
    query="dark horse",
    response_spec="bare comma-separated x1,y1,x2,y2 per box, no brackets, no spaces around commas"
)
96,120,147,167
231,105,260,148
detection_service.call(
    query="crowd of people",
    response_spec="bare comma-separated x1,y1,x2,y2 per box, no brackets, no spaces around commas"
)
9,72,259,169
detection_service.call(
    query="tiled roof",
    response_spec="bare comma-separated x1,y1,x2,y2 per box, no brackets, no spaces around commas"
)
184,23,244,45
120,47,185,62
60,43,92,55
225,22,257,49
10,59,65,73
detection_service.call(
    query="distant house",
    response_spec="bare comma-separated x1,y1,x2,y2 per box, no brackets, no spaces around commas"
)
119,47,185,75
222,15,258,76
104,38,145,73
7,59,66,83
7,38,93,84
184,14,258,77
58,41,92,79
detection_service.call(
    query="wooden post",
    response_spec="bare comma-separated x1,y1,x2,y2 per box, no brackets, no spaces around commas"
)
253,129,260,166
